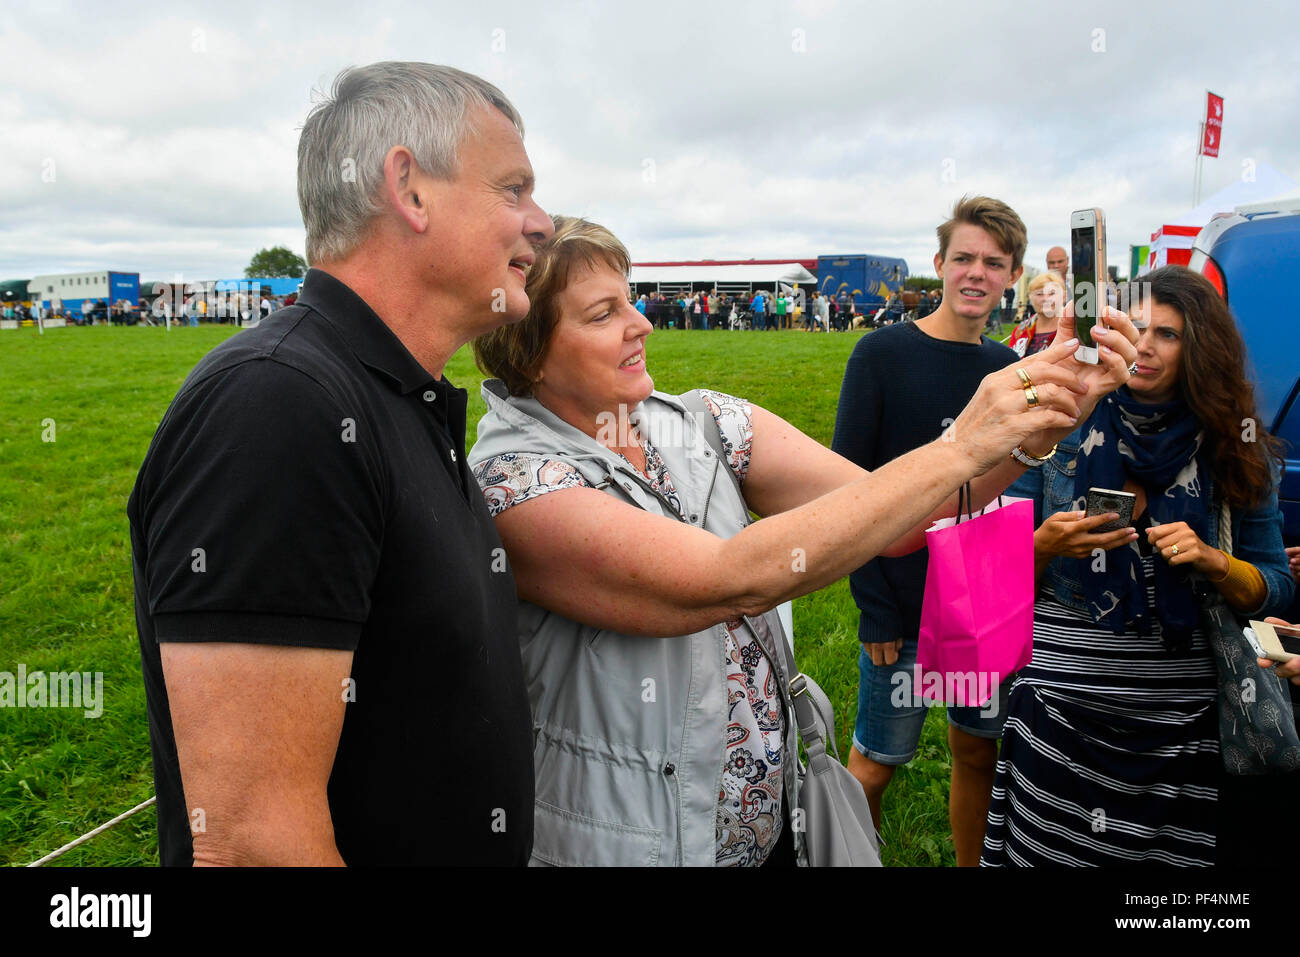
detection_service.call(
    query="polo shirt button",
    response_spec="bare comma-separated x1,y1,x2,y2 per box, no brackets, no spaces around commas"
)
663,763,675,776
423,390,436,402
690,513,699,522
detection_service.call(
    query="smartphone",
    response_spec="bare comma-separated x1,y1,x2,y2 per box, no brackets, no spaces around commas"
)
1242,625,1269,659
1085,487,1135,532
1247,620,1300,664
1070,208,1108,364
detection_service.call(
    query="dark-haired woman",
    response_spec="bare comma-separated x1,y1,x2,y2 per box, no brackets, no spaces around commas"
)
982,266,1294,867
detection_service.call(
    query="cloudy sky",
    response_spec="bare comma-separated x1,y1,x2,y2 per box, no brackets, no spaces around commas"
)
3,0,1297,283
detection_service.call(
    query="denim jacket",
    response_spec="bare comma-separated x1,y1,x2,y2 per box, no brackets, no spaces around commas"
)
1006,425,1294,620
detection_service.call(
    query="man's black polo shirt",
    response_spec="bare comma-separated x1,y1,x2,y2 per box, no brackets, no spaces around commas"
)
128,268,533,865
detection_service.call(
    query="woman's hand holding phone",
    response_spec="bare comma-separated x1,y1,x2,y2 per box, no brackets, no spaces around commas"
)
1014,305,1139,457
1052,302,1140,400
947,336,1086,473
1035,510,1138,560
1259,617,1300,684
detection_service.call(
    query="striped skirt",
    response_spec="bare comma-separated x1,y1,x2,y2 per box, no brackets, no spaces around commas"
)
982,560,1220,866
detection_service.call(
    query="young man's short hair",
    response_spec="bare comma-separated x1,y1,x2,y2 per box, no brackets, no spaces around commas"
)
936,195,1028,272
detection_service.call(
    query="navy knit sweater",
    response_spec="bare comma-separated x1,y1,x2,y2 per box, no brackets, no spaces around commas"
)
831,321,1017,645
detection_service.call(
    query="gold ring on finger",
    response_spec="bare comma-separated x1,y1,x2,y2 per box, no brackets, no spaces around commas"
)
1171,543,1179,556
1024,385,1039,408
1016,368,1032,387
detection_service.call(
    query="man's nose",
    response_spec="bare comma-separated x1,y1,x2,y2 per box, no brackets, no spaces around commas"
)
525,197,554,245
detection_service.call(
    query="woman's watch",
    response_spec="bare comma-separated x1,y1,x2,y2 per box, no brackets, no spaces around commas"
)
1009,442,1058,468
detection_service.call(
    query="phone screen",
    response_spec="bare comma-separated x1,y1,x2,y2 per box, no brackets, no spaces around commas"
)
1072,225,1099,347
1277,625,1300,656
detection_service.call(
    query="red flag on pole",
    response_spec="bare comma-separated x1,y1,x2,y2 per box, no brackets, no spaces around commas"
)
1201,91,1224,157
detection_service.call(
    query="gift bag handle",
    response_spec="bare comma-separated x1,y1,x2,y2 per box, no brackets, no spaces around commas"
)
954,482,1005,526
955,482,970,525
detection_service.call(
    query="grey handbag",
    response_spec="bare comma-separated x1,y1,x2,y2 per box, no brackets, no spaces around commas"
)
784,665,883,866
682,390,883,866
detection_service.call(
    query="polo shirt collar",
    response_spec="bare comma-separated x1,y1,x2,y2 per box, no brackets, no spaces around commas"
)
296,268,446,397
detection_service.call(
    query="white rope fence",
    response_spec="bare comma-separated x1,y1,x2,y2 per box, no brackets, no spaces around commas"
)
26,796,157,867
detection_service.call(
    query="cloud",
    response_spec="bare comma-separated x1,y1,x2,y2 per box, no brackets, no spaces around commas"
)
3,0,1298,281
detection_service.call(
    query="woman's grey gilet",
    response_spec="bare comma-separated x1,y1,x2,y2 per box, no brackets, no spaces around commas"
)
470,380,800,866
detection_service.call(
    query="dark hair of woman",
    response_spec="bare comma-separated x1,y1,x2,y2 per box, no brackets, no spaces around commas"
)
1142,265,1284,509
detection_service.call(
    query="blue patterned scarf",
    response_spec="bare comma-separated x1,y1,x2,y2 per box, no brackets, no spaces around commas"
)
1065,388,1208,648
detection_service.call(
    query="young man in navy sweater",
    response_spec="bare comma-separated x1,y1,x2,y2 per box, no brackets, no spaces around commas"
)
831,196,1026,865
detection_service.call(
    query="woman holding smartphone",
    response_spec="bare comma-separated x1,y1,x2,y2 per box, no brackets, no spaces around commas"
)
982,266,1294,867
466,215,1129,867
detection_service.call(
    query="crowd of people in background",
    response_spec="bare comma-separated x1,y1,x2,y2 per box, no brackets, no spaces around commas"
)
21,289,302,327
163,290,297,326
15,278,1003,337
632,288,866,331
621,269,1046,339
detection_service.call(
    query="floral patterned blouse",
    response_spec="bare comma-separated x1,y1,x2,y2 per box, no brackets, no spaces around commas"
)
472,389,785,866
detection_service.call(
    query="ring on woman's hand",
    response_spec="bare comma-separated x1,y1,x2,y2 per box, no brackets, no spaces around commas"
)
1127,362,1138,374
1024,385,1039,408
1016,368,1032,387
1171,543,1180,556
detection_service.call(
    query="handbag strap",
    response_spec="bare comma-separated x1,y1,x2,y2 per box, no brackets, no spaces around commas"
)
680,388,778,662
789,671,843,762
679,390,842,760
680,389,740,500
1219,500,1233,557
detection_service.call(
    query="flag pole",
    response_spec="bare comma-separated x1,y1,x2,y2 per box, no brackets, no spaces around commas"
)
1194,120,1203,206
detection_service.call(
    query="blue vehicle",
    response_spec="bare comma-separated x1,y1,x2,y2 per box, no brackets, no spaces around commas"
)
108,270,140,305
816,254,909,317
1188,199,1300,615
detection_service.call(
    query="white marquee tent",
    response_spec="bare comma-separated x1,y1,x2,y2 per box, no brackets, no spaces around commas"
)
1145,163,1298,272
628,263,817,288
1169,163,1298,227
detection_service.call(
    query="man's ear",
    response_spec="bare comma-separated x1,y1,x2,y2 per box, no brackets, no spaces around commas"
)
384,145,429,234
1006,265,1024,289
933,252,944,278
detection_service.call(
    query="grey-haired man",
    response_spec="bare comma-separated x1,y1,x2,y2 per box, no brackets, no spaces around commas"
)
130,62,553,866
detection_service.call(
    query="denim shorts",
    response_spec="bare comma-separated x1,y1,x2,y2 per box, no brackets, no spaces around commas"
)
852,635,1013,765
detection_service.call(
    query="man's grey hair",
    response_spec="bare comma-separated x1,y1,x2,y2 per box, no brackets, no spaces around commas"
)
297,62,524,265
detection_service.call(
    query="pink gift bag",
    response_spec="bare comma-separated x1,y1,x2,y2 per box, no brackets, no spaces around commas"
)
916,487,1034,708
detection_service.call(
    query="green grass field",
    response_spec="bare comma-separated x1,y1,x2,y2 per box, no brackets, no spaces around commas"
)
0,323,958,867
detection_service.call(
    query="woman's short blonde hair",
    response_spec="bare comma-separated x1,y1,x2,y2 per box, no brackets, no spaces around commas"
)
473,215,631,396
1028,271,1066,294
